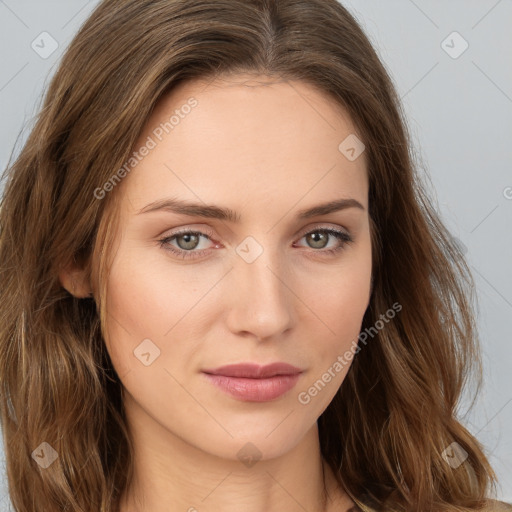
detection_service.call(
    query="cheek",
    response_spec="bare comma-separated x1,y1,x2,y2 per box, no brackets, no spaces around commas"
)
105,245,202,332
102,244,221,381
303,249,371,321
299,250,372,359
102,250,180,377
293,258,371,413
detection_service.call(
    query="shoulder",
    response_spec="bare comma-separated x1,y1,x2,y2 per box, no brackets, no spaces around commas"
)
484,500,512,511
348,500,512,511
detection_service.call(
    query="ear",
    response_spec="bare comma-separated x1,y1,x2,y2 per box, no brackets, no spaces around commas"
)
59,262,93,298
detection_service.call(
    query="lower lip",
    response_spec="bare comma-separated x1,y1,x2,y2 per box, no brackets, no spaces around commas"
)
202,372,301,402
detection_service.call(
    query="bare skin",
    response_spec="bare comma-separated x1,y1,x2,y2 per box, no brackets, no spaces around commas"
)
61,73,371,512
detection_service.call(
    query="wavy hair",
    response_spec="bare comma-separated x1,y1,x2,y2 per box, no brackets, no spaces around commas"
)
0,0,500,510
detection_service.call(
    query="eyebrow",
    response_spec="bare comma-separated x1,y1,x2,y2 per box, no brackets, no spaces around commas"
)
136,197,365,221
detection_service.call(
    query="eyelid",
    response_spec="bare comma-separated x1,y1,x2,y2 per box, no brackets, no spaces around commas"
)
295,222,350,237
158,222,353,261
164,226,217,239
160,222,350,244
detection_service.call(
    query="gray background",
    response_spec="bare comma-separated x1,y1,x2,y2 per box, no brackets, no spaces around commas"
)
0,0,510,508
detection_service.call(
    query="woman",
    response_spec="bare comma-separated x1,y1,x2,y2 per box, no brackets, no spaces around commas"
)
0,0,509,511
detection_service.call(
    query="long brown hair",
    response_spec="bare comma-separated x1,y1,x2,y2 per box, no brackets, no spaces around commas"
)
0,0,499,510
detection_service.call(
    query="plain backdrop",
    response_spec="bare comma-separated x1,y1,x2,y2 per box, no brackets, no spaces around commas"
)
0,0,511,509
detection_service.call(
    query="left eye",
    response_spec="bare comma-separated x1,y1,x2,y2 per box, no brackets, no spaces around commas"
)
158,227,353,260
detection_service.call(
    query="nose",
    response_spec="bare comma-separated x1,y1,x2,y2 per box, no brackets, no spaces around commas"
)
224,245,295,341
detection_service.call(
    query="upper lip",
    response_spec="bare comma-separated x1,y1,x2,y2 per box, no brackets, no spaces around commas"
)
202,362,303,378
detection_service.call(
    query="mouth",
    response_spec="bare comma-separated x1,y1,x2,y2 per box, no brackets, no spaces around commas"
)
201,362,303,402
202,362,302,378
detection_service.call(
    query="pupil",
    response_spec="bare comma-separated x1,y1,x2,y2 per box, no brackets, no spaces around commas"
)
309,232,327,248
176,232,330,251
179,234,198,249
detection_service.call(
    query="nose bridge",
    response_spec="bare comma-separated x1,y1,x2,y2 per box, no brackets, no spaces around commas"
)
226,235,294,339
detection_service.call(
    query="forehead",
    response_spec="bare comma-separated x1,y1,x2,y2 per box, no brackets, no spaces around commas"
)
118,73,368,217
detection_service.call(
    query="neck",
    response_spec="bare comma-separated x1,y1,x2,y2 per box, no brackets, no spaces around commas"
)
118,391,353,512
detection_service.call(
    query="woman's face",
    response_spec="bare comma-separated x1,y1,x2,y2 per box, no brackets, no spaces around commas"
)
103,73,372,460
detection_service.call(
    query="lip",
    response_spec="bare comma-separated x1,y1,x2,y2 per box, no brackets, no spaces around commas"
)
201,362,303,402
202,362,302,378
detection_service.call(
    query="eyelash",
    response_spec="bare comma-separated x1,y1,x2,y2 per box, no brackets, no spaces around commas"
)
157,226,354,260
